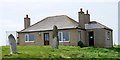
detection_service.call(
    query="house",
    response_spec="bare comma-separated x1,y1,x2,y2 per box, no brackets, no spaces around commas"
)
17,8,113,48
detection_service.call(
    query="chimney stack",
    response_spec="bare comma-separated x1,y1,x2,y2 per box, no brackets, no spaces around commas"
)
78,8,90,28
24,14,30,29
84,10,90,25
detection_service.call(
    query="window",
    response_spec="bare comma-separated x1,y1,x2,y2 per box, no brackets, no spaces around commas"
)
25,34,29,41
58,31,69,42
107,31,110,40
58,32,62,41
25,34,34,42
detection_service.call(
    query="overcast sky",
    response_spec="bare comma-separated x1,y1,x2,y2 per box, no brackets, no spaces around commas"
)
0,0,119,46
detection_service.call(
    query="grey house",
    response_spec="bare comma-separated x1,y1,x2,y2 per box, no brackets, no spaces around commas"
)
17,8,113,48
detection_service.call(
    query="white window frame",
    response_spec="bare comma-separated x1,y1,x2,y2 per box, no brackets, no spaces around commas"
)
58,31,70,42
25,34,34,42
58,32,63,42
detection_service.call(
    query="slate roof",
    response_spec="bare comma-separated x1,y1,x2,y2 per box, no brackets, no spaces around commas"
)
20,15,79,32
19,15,112,32
85,21,112,31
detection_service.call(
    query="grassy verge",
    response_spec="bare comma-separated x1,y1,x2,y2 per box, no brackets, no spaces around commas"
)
2,45,120,58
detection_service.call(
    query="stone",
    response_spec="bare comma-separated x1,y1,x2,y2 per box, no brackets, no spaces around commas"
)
8,34,17,54
52,25,59,48
52,37,59,48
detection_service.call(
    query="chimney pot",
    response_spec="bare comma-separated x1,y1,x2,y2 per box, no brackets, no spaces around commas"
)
86,10,88,14
80,8,83,12
26,15,28,18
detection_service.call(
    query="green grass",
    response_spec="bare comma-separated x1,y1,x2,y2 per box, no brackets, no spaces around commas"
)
0,46,2,59
1,45,120,58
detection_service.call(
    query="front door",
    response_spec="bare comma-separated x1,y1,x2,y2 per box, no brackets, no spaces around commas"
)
89,31,94,46
44,33,49,45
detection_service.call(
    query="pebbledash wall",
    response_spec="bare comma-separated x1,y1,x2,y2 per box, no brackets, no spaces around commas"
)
18,28,112,48
18,29,86,46
86,29,113,48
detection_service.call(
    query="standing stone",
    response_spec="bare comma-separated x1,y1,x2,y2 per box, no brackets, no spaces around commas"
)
8,34,17,54
52,25,59,48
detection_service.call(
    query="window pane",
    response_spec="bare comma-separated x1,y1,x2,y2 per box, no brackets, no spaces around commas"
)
63,32,69,41
58,32,62,41
25,34,29,41
29,34,34,41
44,33,49,41
107,32,110,40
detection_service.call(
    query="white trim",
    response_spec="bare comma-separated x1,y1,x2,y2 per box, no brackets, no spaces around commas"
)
25,34,35,42
59,41,69,42
58,31,70,42
61,32,63,41
25,41,34,42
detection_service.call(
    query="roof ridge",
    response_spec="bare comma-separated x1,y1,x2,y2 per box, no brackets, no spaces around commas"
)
46,15,67,18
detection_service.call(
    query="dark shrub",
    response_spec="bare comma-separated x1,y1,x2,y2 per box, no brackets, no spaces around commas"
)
78,41,84,48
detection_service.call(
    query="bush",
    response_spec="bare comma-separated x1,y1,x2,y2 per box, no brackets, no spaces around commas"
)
78,41,84,48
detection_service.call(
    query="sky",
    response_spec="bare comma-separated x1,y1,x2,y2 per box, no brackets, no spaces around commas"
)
118,1,120,45
0,0,119,46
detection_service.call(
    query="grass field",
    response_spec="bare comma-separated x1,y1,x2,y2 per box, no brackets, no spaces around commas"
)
1,45,120,59
0,46,2,60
